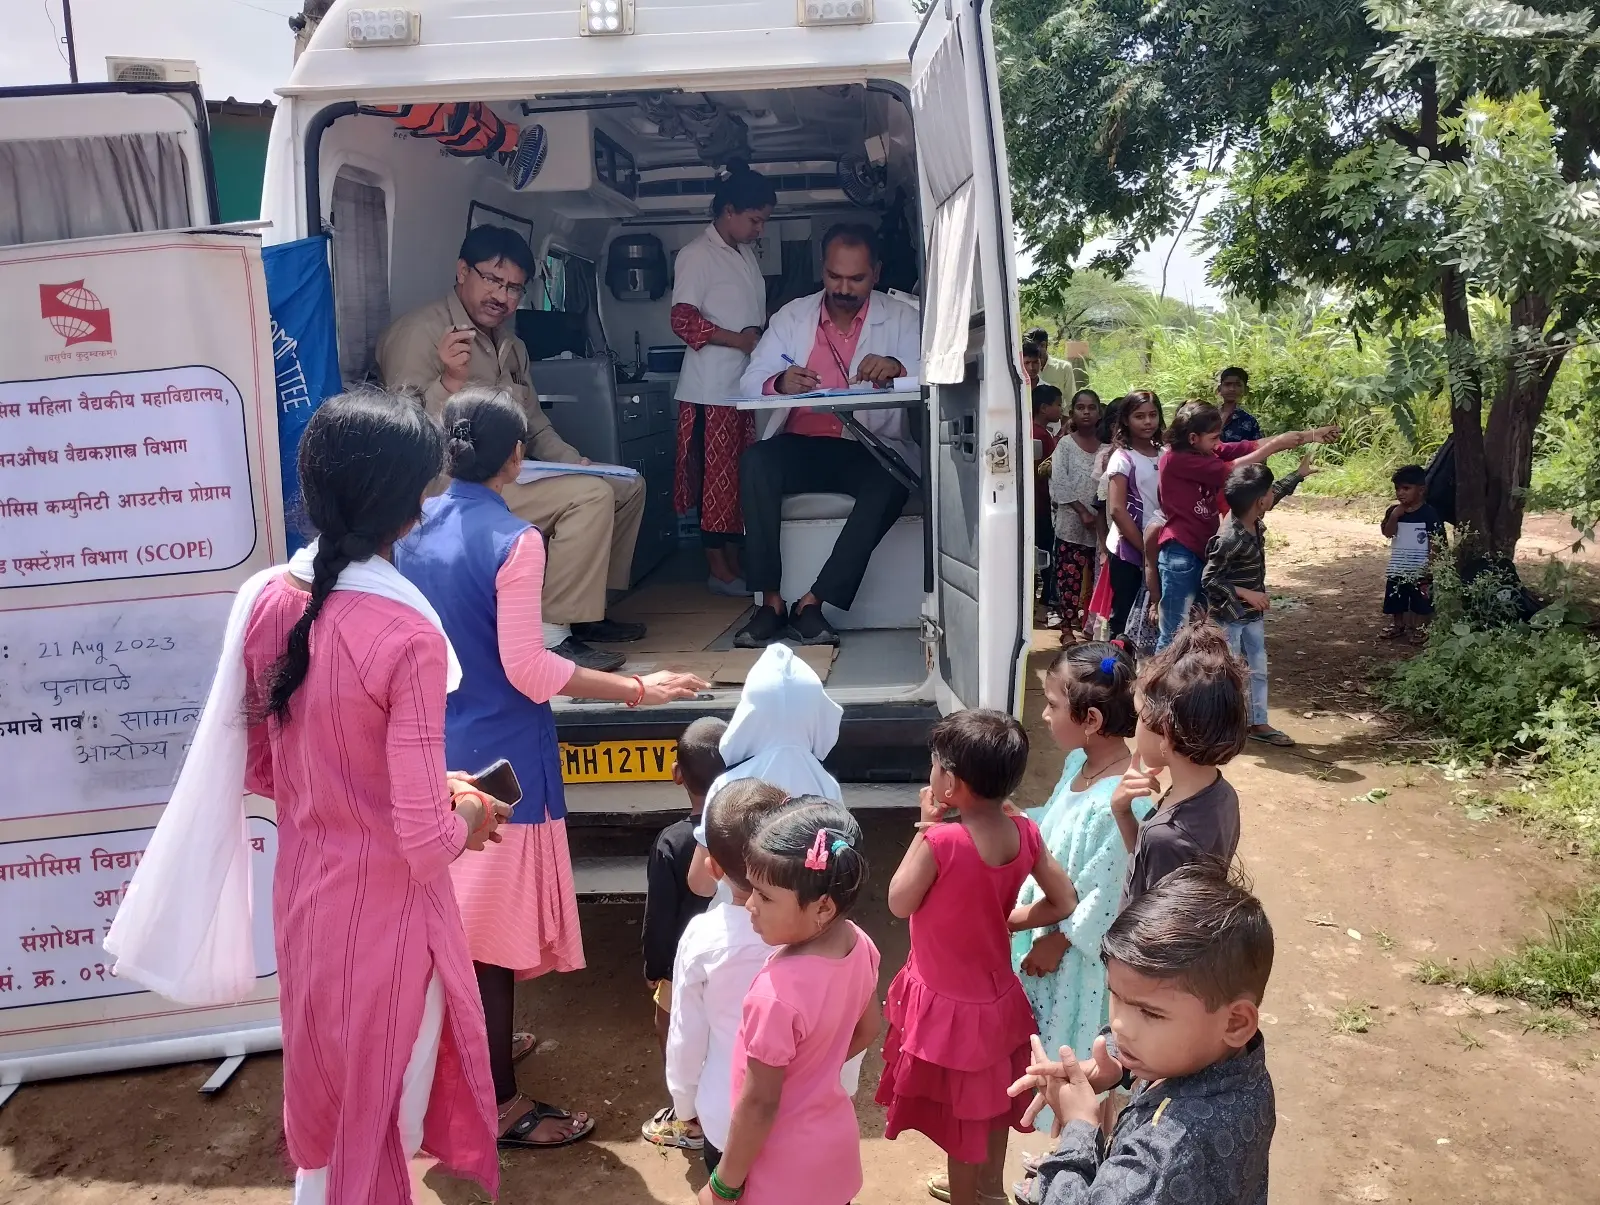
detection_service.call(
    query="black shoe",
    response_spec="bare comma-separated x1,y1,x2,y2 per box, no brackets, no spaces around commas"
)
788,603,840,647
572,618,647,644
550,637,626,672
733,604,791,649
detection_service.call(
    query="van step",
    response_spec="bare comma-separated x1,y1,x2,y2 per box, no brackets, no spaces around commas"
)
572,856,649,900
564,780,921,820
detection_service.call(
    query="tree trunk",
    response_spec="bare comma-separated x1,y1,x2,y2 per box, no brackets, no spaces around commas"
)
1481,294,1565,558
1439,267,1489,559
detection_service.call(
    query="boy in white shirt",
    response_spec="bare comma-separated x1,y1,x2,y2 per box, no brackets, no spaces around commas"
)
666,779,792,1172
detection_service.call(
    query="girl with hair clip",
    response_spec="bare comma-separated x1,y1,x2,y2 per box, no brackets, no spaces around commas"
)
1008,644,1155,1200
697,800,883,1205
394,387,705,1150
880,711,1079,1205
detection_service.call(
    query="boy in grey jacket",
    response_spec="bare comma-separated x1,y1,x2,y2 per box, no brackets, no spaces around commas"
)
1009,865,1276,1204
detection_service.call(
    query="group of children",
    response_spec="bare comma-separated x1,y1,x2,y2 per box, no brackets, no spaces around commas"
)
636,623,1279,1205
1031,362,1444,751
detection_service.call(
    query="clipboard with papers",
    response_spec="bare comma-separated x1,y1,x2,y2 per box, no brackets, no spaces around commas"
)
516,460,642,486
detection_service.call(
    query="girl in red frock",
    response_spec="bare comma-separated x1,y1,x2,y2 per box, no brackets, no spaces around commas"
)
879,710,1079,1205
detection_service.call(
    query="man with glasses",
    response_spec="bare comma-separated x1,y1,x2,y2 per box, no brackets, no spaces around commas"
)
378,225,647,671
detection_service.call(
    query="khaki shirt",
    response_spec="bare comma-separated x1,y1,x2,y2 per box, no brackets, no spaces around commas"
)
376,291,580,464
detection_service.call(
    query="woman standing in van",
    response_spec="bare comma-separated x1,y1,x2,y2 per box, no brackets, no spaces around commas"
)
395,388,706,1149
671,163,778,596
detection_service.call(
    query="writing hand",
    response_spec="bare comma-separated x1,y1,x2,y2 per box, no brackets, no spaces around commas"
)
1020,930,1070,977
777,365,822,394
853,355,903,386
437,326,475,394
638,671,708,705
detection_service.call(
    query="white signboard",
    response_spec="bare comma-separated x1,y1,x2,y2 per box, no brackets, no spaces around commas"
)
0,819,278,1009
0,593,234,820
1,365,257,587
0,230,284,1086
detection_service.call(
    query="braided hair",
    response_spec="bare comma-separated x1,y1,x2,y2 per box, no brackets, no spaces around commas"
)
743,797,868,917
262,388,444,722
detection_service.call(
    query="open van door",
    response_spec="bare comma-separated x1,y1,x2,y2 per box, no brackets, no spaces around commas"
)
911,0,1029,715
0,82,216,247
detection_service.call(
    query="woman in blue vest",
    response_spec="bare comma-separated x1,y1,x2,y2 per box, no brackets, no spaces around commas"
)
396,387,706,1148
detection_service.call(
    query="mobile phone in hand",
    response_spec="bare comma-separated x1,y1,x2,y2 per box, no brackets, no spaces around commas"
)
470,758,522,807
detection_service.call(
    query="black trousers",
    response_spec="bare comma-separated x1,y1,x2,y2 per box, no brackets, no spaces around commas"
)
476,961,518,1104
740,435,909,610
703,1139,722,1175
1107,555,1144,638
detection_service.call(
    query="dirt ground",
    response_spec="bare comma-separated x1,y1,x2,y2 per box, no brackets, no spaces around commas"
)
4,502,1598,1204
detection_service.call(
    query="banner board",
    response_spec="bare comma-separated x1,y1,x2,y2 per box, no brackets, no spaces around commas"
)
0,230,284,1088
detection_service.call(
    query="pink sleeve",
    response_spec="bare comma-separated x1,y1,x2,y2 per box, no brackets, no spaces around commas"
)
740,985,803,1068
495,528,576,703
382,624,469,880
761,374,781,396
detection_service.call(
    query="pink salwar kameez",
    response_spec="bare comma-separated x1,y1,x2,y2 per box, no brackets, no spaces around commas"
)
242,579,499,1203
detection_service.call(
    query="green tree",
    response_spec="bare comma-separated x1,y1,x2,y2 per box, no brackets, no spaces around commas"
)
1206,0,1600,557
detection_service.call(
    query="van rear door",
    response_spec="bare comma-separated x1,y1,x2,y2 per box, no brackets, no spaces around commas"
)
0,82,216,246
910,0,1029,715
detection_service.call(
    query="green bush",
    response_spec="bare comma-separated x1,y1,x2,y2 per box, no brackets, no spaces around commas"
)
1383,621,1600,755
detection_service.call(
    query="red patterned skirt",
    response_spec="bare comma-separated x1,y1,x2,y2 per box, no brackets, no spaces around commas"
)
673,401,756,534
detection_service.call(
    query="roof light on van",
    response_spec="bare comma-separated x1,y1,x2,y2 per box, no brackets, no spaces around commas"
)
798,0,873,25
346,7,420,47
580,0,634,35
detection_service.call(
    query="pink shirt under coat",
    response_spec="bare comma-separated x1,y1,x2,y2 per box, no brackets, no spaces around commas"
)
762,300,873,439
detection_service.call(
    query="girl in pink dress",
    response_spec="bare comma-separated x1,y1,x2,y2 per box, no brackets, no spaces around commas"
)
241,391,509,1204
697,799,883,1205
879,711,1079,1205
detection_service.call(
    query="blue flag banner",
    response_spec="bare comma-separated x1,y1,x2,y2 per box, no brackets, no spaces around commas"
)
263,236,341,554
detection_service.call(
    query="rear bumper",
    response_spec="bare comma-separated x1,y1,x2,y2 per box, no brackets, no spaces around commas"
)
555,700,938,784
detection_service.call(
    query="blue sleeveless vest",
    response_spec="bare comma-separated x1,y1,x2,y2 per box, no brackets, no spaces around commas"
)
394,480,566,824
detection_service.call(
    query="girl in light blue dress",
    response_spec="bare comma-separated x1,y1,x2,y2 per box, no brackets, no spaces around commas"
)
1011,643,1153,1134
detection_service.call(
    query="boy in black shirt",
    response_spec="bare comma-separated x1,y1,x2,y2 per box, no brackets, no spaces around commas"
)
1010,866,1277,1204
641,715,726,1149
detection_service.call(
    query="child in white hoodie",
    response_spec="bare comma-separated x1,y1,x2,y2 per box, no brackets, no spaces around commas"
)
682,644,866,1093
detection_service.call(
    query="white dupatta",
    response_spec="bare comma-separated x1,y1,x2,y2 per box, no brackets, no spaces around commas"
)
104,542,461,1005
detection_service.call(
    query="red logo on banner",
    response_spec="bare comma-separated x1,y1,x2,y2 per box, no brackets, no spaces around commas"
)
40,280,113,346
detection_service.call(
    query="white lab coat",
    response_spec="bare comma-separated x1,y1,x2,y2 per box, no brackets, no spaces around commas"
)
739,289,922,466
673,222,768,407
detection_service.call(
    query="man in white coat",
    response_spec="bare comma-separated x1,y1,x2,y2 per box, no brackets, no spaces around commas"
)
733,224,921,647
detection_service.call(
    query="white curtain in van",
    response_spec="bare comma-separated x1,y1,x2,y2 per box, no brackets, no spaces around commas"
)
0,133,191,247
914,21,977,385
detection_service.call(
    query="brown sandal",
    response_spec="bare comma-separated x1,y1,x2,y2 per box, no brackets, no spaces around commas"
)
511,1031,537,1064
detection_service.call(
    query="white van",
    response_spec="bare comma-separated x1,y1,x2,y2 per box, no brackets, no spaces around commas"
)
261,0,1032,889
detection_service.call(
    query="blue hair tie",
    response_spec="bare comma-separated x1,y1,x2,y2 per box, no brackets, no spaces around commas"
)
831,838,850,855
1099,655,1118,674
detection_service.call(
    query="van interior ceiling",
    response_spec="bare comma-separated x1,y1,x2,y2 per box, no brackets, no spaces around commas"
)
315,84,932,702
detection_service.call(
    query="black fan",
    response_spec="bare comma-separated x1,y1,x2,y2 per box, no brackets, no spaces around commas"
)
837,152,886,207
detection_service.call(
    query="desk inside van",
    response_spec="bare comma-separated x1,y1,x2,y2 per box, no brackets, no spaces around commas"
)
735,388,923,489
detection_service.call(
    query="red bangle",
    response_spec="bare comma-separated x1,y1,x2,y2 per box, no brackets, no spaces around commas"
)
626,675,645,708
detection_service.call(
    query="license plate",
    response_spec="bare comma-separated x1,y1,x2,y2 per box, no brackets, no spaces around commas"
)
560,739,677,784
